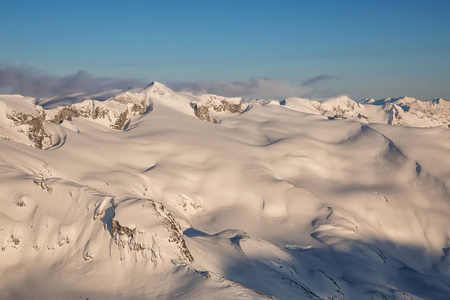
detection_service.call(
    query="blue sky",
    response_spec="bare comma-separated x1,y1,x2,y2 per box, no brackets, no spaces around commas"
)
1,0,450,99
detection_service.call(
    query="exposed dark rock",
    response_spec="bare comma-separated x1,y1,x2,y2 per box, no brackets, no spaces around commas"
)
48,107,79,124
191,103,211,122
112,93,152,115
111,219,136,238
11,234,20,246
7,110,51,149
103,198,194,263
191,96,243,123
358,113,369,120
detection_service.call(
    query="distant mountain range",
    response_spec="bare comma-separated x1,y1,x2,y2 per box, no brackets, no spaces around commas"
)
0,82,448,149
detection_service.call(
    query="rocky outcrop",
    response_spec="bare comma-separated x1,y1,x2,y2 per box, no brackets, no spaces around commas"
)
111,219,136,237
383,103,411,126
0,91,154,148
43,83,153,130
155,201,194,262
191,102,210,121
109,90,153,116
0,95,52,148
322,96,363,118
104,198,194,263
191,95,243,122
10,109,52,148
45,98,143,130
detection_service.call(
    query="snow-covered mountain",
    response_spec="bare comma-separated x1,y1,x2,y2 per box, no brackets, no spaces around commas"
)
1,83,450,299
0,82,248,149
279,95,450,127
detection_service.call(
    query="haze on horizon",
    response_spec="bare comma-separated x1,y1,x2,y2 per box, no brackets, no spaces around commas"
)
1,0,449,100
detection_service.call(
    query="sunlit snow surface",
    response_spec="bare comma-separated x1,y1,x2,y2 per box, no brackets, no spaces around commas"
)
0,85,449,299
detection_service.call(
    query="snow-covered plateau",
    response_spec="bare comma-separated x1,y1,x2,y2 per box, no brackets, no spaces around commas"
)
0,82,449,299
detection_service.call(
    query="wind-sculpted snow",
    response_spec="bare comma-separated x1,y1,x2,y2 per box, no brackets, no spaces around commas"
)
0,83,450,299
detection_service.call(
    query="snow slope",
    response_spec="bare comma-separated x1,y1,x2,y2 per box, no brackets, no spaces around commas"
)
0,83,449,299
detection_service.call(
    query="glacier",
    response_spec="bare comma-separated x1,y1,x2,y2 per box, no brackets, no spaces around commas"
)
0,82,449,299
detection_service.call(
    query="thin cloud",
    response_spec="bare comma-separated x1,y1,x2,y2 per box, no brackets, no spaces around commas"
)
167,78,315,99
167,75,342,99
0,65,342,100
302,74,341,86
0,65,145,98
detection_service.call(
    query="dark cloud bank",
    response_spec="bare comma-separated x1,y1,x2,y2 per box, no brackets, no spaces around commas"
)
0,65,145,98
0,65,341,100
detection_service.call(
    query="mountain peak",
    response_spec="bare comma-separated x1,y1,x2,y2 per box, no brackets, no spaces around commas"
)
144,81,164,88
396,96,418,103
141,81,174,96
432,97,447,104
